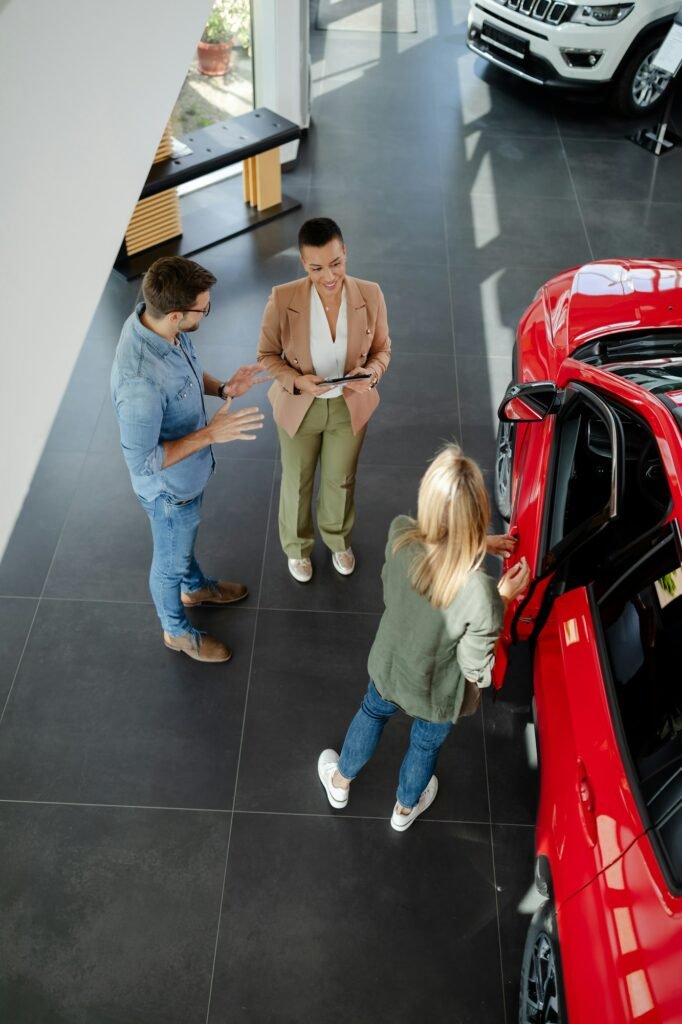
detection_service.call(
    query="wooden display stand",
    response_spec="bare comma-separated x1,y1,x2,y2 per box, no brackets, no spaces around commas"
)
115,108,302,280
124,125,182,256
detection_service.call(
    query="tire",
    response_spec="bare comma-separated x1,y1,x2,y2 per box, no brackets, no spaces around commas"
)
612,31,672,117
494,415,515,524
518,901,565,1024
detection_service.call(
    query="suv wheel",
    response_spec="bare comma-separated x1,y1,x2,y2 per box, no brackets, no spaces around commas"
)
519,902,564,1024
494,416,515,523
613,32,671,117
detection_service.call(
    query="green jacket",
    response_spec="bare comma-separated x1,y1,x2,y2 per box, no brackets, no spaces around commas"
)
368,516,504,723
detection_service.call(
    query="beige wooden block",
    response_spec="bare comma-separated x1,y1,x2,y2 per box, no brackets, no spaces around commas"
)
243,156,255,205
254,147,281,211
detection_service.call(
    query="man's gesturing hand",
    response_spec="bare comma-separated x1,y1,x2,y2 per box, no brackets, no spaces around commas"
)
224,364,270,398
208,403,264,444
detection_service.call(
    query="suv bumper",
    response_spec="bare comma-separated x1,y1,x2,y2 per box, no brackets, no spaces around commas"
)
467,22,608,91
467,0,663,90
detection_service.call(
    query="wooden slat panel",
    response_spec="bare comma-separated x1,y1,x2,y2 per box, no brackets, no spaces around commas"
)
124,188,182,256
153,122,174,163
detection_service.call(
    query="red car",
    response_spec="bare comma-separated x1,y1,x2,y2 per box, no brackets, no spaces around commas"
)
493,259,682,1023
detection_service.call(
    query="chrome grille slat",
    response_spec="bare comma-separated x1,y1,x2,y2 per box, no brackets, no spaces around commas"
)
492,0,575,24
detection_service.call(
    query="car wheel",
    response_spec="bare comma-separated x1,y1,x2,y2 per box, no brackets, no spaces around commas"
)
612,32,671,117
519,902,564,1024
494,415,515,523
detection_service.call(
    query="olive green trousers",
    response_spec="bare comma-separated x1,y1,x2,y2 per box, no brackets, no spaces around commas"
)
277,396,367,558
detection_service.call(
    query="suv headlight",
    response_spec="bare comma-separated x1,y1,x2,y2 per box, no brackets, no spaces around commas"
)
572,4,634,25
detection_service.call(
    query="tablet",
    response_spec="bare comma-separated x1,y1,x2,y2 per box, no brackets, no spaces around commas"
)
323,373,372,384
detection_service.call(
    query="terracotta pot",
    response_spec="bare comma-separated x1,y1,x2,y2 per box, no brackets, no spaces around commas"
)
197,40,233,76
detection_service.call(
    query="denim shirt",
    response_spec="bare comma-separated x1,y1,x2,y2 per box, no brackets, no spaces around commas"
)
111,304,215,501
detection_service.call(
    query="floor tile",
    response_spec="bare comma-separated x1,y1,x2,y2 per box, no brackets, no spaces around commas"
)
445,193,592,270
564,138,682,204
483,697,538,828
44,453,273,604
450,263,565,359
0,598,37,712
208,813,504,1024
0,801,228,1024
0,600,254,807
555,100,658,141
235,610,490,823
86,272,139,339
351,259,455,356
492,823,538,1017
440,133,575,202
306,121,444,195
307,186,448,267
0,451,86,598
581,199,682,261
45,330,115,455
361,351,460,466
457,353,514,436
451,53,560,138
259,461,424,614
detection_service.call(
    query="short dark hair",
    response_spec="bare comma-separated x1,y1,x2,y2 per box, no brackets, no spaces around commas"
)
297,218,344,251
142,257,217,318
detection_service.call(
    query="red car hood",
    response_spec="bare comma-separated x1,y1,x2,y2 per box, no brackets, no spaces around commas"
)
537,259,682,373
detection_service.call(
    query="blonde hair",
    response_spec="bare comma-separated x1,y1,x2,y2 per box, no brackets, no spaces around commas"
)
394,444,490,608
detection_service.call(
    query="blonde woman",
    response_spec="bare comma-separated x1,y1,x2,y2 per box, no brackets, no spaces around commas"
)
318,444,529,830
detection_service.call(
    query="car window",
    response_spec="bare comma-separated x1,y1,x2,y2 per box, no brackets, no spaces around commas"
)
547,399,614,551
596,524,682,889
544,389,670,580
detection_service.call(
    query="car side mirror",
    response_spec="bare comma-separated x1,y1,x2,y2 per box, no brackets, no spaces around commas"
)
498,382,557,422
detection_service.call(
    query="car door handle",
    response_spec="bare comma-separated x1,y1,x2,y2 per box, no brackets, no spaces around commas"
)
576,758,597,846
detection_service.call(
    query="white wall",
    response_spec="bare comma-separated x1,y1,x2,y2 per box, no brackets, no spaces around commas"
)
253,0,309,162
0,0,212,560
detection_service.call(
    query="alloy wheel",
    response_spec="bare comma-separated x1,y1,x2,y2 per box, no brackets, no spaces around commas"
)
521,933,561,1024
494,420,514,522
632,51,670,111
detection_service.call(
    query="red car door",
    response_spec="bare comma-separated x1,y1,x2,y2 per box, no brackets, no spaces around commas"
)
532,584,645,908
556,831,682,1024
493,368,624,686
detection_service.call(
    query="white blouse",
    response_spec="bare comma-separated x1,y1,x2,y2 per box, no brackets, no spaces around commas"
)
309,286,348,400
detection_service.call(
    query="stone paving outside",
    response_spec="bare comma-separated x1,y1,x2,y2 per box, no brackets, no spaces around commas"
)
170,47,254,137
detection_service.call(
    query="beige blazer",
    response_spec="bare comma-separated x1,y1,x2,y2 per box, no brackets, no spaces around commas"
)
257,276,391,437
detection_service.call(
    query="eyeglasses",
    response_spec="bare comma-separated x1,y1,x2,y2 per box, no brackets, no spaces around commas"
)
179,301,211,317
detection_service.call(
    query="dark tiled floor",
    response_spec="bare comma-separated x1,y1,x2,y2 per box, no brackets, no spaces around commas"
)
2,1,681,1021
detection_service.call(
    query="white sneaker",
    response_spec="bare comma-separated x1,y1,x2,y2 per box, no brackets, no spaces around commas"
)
288,557,313,583
390,776,438,832
332,548,355,576
317,749,349,809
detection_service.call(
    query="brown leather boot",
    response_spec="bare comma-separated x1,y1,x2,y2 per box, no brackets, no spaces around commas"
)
163,630,232,663
181,581,248,607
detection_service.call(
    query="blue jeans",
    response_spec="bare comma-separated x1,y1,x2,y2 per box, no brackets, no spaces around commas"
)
337,680,452,809
138,493,212,636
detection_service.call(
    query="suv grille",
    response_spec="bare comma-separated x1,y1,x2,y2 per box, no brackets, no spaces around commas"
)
496,0,576,25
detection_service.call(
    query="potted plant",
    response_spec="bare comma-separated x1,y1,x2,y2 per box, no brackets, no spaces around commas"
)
197,0,251,77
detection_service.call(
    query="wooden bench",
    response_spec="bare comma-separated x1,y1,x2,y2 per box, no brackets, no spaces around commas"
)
114,107,302,280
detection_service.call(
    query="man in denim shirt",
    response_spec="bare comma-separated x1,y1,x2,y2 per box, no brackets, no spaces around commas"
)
111,257,266,663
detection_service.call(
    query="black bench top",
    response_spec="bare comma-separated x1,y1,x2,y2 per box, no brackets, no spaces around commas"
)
141,107,301,199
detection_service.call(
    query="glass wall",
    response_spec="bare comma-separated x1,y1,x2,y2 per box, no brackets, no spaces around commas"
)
170,0,254,137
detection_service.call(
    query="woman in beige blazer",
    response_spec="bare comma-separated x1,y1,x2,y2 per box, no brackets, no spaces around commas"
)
257,218,391,582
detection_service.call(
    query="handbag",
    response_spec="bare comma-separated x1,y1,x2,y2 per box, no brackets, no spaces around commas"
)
458,679,482,718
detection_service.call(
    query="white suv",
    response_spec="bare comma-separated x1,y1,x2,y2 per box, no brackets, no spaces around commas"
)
467,0,680,115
